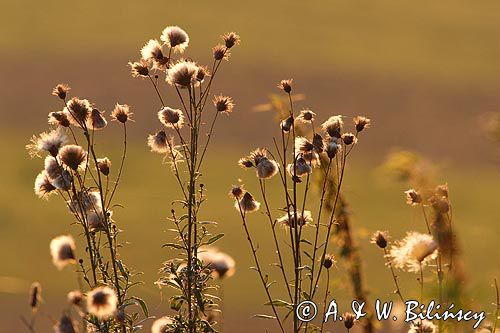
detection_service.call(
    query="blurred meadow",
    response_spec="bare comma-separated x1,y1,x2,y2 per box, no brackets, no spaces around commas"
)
1,0,500,332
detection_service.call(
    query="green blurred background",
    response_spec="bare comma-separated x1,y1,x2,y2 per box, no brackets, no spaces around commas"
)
1,0,500,332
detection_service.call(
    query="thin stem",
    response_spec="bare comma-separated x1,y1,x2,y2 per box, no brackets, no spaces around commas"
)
383,248,405,303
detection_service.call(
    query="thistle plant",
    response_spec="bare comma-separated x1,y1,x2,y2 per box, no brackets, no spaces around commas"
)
129,26,239,333
230,79,370,333
26,85,141,332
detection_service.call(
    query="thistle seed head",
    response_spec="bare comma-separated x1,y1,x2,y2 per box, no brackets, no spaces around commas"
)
50,235,76,270
161,26,189,53
52,84,70,100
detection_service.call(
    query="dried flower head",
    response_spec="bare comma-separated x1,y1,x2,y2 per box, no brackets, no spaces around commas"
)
158,107,184,128
87,286,118,319
295,136,315,154
229,185,244,199
141,39,168,69
29,282,42,311
196,65,210,82
213,95,235,113
50,235,76,270
65,98,92,126
277,79,293,93
371,231,389,249
151,317,174,333
128,60,149,77
67,290,84,307
354,116,371,132
34,171,57,198
341,132,358,145
388,232,438,272
44,156,71,191
223,32,240,48
323,254,335,269
312,133,324,152
198,248,236,278
167,60,198,88
111,103,133,123
280,116,294,132
408,319,436,333
161,26,189,53
87,210,106,231
322,115,343,138
325,138,341,159
68,191,102,214
405,189,422,206
297,109,316,122
27,128,68,158
148,130,169,153
58,145,87,171
287,157,312,178
235,192,260,214
48,111,70,127
429,195,450,214
256,158,279,179
435,184,449,198
52,84,70,100
86,108,107,130
343,312,356,330
213,44,229,61
97,157,111,176
277,210,312,228
53,314,76,333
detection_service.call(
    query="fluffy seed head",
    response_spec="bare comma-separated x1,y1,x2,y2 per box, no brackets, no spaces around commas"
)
111,104,133,123
287,157,312,178
325,138,341,159
280,116,294,132
341,132,358,145
50,235,76,270
65,98,92,126
44,156,72,191
235,192,260,213
298,109,316,122
151,317,174,333
167,61,198,88
222,32,240,48
58,145,87,171
29,282,42,311
141,39,165,65
35,171,57,199
343,312,356,329
161,26,189,53
388,232,438,272
27,128,68,158
277,79,293,93
52,84,70,100
97,157,111,176
213,44,229,61
322,115,343,138
256,158,279,179
129,60,149,77
229,185,244,199
408,319,436,333
67,290,84,307
68,191,102,214
323,254,335,269
196,65,210,82
354,116,371,132
295,137,315,154
312,133,324,152
158,107,184,128
148,130,169,153
277,211,312,228
86,108,107,130
435,184,449,198
87,286,118,319
371,231,389,249
405,189,422,206
198,248,236,279
213,95,235,113
48,111,70,127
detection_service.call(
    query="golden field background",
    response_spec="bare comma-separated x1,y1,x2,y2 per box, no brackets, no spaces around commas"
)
1,0,500,332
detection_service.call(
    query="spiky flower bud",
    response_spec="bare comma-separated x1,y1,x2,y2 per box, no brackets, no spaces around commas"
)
277,79,293,93
52,84,70,100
